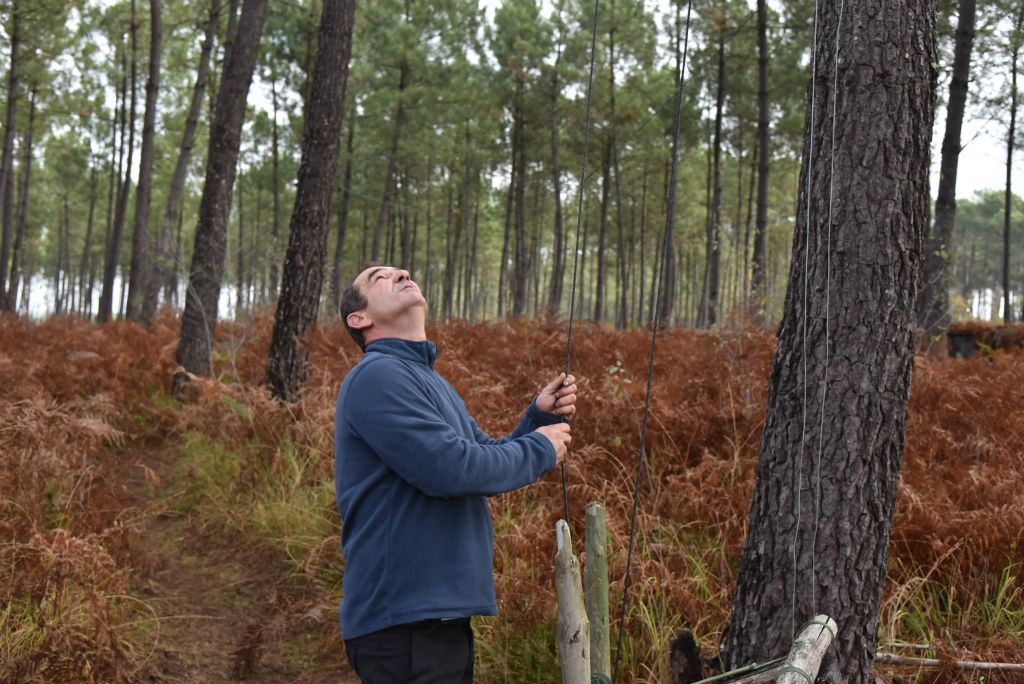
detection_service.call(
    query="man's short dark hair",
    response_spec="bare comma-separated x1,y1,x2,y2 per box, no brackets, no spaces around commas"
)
341,262,379,351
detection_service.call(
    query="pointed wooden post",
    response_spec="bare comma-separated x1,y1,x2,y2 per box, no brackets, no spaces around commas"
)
555,519,590,684
585,502,611,679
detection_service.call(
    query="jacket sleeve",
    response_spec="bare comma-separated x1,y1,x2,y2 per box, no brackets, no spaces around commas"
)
343,359,556,498
466,398,564,446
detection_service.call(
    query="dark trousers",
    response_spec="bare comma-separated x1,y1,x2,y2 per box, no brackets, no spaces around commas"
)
344,618,474,683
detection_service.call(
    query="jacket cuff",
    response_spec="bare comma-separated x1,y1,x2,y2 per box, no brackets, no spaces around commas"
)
527,398,563,428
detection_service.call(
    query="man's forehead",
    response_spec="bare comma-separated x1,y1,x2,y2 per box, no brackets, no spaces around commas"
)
355,265,397,285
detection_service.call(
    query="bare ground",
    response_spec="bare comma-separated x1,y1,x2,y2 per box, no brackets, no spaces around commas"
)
121,445,358,684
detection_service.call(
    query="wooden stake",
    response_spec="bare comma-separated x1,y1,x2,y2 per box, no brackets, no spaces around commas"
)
776,615,838,684
555,519,590,684
585,502,611,679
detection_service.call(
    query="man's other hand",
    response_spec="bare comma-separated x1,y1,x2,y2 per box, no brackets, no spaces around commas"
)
536,373,578,417
535,423,571,465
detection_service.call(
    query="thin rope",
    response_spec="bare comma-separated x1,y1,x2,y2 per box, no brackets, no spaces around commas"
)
811,0,844,616
611,1,692,681
560,0,601,525
793,0,821,640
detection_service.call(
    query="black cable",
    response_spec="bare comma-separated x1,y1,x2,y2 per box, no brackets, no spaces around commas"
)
611,0,693,680
560,0,601,527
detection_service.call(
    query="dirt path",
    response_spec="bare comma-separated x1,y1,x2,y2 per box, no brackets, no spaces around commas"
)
121,445,357,684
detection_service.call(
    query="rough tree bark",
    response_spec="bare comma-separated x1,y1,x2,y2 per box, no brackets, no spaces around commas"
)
176,0,268,375
266,0,354,400
721,2,937,682
126,0,161,321
919,0,976,340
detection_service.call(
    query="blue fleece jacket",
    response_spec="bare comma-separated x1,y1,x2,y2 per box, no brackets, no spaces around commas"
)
334,338,559,640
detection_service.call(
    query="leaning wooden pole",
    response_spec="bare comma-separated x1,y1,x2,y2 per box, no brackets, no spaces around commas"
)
776,615,838,684
555,519,590,684
584,502,611,679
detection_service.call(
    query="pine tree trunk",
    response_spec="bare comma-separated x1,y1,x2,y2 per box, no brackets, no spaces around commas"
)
372,59,408,261
329,116,354,313
721,3,937,681
265,0,353,400
176,0,269,375
548,51,566,314
144,0,219,320
78,165,99,315
594,140,610,322
919,0,976,338
512,80,528,317
705,32,726,327
98,10,139,324
5,87,35,310
1003,16,1021,324
236,175,245,314
0,2,18,306
270,66,281,298
498,161,513,318
126,0,161,321
750,0,770,318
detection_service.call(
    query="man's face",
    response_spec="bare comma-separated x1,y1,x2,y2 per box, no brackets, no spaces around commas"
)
348,266,426,332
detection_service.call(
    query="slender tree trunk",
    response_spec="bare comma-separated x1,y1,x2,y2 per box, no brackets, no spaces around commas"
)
5,87,35,310
236,175,246,314
145,0,219,320
1003,16,1021,324
750,0,770,319
512,80,528,316
443,184,457,321
0,3,19,306
721,3,937,681
270,65,282,298
372,58,409,260
99,9,139,324
919,0,976,338
705,31,726,327
594,139,610,322
613,145,628,330
498,162,513,318
126,0,161,321
329,116,355,313
78,164,99,315
177,0,269,375
548,49,566,313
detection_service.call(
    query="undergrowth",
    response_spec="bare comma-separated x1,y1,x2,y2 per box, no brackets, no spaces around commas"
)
2,313,1023,681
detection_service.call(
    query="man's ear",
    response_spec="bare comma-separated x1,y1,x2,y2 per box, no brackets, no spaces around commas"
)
347,311,372,331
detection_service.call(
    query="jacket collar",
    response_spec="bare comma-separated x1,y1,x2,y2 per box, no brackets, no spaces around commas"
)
365,338,438,368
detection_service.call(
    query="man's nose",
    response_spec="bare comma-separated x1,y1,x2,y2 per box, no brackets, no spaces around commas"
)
396,269,411,281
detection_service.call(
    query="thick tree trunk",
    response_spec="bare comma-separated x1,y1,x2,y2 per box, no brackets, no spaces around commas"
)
126,0,162,321
144,0,219,320
265,0,354,400
920,0,976,338
6,87,35,309
98,9,139,324
750,0,770,319
176,0,269,375
721,3,937,682
0,3,18,306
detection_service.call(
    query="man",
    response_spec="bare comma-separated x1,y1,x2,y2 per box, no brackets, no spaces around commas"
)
335,264,577,683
